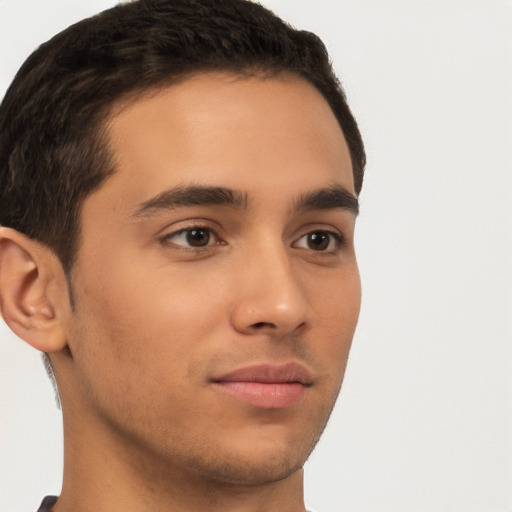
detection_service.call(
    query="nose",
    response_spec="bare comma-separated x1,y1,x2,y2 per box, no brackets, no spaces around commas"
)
230,245,312,337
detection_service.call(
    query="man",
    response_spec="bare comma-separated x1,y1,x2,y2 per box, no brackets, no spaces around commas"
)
0,0,365,510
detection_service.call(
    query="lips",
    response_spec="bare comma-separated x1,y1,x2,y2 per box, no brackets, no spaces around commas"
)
212,362,312,409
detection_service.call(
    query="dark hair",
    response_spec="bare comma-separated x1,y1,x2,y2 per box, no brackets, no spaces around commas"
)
0,0,365,272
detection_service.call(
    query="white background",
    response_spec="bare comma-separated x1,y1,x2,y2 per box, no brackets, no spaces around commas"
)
1,1,511,511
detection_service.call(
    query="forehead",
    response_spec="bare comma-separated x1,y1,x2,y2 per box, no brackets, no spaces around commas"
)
100,72,354,207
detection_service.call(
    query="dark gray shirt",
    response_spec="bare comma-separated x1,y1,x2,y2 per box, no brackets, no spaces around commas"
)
36,496,57,512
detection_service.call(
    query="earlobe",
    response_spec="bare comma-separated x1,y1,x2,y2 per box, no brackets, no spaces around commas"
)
0,227,68,353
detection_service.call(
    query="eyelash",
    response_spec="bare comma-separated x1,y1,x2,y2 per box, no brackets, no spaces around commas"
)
160,225,345,254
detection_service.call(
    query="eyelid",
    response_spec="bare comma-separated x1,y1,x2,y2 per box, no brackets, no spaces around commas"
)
292,223,345,241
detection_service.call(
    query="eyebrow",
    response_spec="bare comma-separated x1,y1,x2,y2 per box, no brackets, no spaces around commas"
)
294,185,359,216
131,185,249,217
131,183,359,218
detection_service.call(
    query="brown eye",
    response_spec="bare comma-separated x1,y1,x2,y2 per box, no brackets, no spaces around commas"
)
306,232,330,250
163,227,216,248
186,228,210,247
294,230,341,252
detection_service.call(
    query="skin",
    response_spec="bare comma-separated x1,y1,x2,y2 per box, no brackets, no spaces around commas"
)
0,73,360,512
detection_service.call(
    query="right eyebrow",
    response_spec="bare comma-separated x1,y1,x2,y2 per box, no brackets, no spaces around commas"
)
131,185,249,217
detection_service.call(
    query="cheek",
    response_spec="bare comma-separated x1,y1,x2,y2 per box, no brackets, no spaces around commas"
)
310,265,361,367
70,260,227,378
311,263,361,327
68,276,212,426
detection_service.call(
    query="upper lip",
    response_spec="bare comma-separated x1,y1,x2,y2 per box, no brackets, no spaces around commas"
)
212,362,312,386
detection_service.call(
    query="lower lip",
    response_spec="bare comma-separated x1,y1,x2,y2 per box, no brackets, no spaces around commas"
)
213,381,307,409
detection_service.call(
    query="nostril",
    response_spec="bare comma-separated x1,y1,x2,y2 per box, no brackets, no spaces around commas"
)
252,321,274,329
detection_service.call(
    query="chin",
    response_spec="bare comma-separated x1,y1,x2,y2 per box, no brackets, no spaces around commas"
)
182,424,325,487
190,449,307,486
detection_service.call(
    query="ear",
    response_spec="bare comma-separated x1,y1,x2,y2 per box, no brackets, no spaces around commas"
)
0,227,69,353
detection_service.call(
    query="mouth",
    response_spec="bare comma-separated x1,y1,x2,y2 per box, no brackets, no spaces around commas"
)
211,362,312,409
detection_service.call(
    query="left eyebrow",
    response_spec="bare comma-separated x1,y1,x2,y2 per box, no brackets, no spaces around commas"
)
294,185,359,216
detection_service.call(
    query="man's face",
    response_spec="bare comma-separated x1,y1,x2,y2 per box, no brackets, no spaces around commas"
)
64,72,361,485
